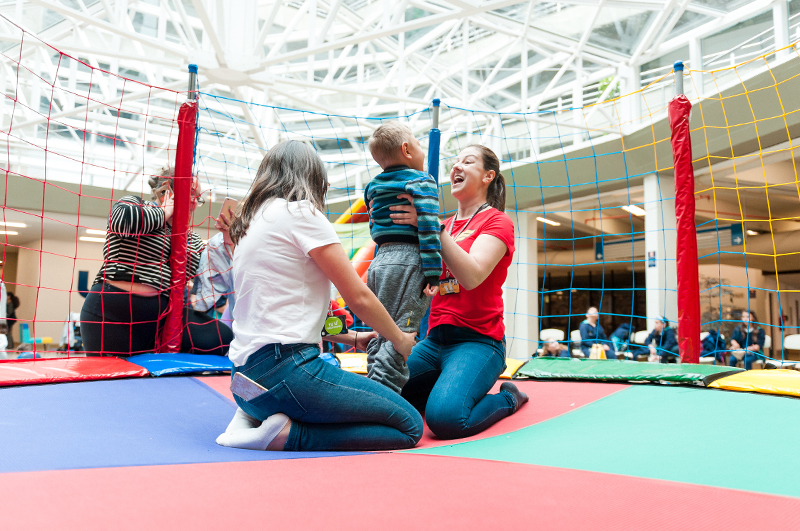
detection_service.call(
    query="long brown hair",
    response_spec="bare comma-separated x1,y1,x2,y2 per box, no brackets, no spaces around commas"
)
466,144,506,212
229,141,328,246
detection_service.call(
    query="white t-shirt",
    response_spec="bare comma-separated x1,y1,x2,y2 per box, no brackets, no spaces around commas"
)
228,198,340,367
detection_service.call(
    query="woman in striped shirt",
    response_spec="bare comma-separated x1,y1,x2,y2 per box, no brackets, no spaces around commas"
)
79,168,233,356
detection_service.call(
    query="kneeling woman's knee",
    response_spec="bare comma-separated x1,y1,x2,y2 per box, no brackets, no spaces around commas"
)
401,407,424,448
424,403,468,440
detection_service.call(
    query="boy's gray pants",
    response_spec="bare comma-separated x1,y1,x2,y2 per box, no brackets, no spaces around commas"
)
366,243,431,394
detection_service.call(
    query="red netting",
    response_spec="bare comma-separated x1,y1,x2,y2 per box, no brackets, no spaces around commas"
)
0,20,226,358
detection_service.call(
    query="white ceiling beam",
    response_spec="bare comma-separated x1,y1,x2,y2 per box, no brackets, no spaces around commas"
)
10,80,185,130
641,0,775,62
26,0,185,57
251,0,528,70
629,0,678,64
190,0,227,66
633,0,691,65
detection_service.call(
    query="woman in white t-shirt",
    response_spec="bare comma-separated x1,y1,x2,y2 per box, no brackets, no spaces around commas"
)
215,141,422,451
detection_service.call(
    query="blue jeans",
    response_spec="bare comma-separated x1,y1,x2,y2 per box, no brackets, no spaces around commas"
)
728,351,761,370
401,324,514,440
232,343,423,451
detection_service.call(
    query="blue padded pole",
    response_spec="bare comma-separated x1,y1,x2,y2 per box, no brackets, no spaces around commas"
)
427,98,441,180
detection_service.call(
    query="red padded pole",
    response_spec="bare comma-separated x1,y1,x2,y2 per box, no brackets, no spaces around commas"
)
668,93,701,364
161,100,197,352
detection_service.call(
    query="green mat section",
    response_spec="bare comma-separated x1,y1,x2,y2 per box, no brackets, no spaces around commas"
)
413,385,800,497
333,223,371,259
517,357,741,384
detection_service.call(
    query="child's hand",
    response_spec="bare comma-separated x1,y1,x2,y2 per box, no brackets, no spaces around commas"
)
423,284,437,297
355,330,377,351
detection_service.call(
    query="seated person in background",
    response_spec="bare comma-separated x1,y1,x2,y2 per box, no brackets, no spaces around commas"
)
579,307,616,359
194,232,235,323
700,329,726,363
540,338,569,358
610,322,632,355
635,316,678,363
727,310,765,370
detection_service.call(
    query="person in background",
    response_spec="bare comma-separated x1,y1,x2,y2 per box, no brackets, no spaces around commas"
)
79,167,233,356
194,232,235,318
610,322,631,355
541,338,569,358
727,310,765,370
635,316,678,363
700,329,726,364
579,307,616,359
5,290,17,349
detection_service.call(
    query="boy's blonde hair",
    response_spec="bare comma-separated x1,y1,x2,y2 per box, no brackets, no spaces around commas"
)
368,122,413,168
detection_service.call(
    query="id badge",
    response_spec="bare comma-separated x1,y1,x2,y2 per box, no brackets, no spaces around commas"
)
438,278,460,296
321,314,348,337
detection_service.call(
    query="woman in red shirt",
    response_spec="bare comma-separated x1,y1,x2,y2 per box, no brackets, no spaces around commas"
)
391,144,528,439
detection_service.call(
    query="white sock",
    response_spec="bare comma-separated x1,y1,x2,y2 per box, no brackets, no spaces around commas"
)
216,413,290,451
224,408,261,434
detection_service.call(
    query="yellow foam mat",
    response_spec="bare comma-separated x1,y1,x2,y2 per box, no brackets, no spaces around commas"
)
500,358,527,380
708,369,800,397
337,353,368,374
336,355,526,379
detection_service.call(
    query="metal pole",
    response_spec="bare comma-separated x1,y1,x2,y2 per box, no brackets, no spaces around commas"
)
431,97,440,129
674,61,684,96
188,63,198,101
427,98,441,181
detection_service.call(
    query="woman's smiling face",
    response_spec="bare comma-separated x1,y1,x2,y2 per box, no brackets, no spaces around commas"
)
450,146,492,201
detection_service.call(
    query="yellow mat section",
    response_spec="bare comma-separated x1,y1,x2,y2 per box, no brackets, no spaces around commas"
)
500,358,527,380
337,353,368,374
336,355,526,379
708,369,800,397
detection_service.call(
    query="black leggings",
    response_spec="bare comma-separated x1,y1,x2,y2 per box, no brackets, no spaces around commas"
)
80,283,233,357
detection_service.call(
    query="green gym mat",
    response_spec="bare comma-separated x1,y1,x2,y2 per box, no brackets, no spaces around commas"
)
516,357,741,384
413,385,800,497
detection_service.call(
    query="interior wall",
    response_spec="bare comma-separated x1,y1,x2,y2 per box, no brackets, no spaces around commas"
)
15,238,104,344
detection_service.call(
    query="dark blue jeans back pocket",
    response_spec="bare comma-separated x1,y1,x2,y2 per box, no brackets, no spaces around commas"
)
234,380,308,422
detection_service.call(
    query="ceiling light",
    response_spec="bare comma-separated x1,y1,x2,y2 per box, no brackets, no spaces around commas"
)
0,231,18,235
621,204,646,217
746,230,759,236
79,236,106,243
85,229,107,235
0,221,26,228
536,216,561,226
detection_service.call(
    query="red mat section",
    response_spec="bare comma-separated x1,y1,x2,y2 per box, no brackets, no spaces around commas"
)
196,376,627,449
3,453,798,530
0,357,149,387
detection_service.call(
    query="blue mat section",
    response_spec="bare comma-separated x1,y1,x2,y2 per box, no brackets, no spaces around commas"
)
126,353,233,376
0,377,360,473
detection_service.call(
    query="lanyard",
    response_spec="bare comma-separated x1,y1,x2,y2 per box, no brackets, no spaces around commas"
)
443,203,489,279
448,203,489,239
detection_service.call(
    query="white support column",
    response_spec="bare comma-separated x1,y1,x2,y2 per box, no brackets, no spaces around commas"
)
504,210,539,360
618,64,641,132
573,56,584,145
774,0,790,59
689,37,702,97
644,174,678,330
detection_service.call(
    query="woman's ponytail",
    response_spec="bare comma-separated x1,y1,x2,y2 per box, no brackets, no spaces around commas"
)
486,171,506,212
467,144,506,212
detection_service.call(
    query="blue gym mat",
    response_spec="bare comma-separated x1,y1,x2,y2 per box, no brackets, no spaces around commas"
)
0,377,360,473
127,353,233,376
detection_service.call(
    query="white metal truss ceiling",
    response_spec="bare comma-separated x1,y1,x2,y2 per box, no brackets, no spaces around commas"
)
0,0,796,202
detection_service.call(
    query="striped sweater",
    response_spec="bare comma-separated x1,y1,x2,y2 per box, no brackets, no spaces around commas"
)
364,165,442,284
93,196,204,293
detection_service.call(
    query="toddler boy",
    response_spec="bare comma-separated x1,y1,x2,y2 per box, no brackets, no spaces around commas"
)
364,122,441,393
